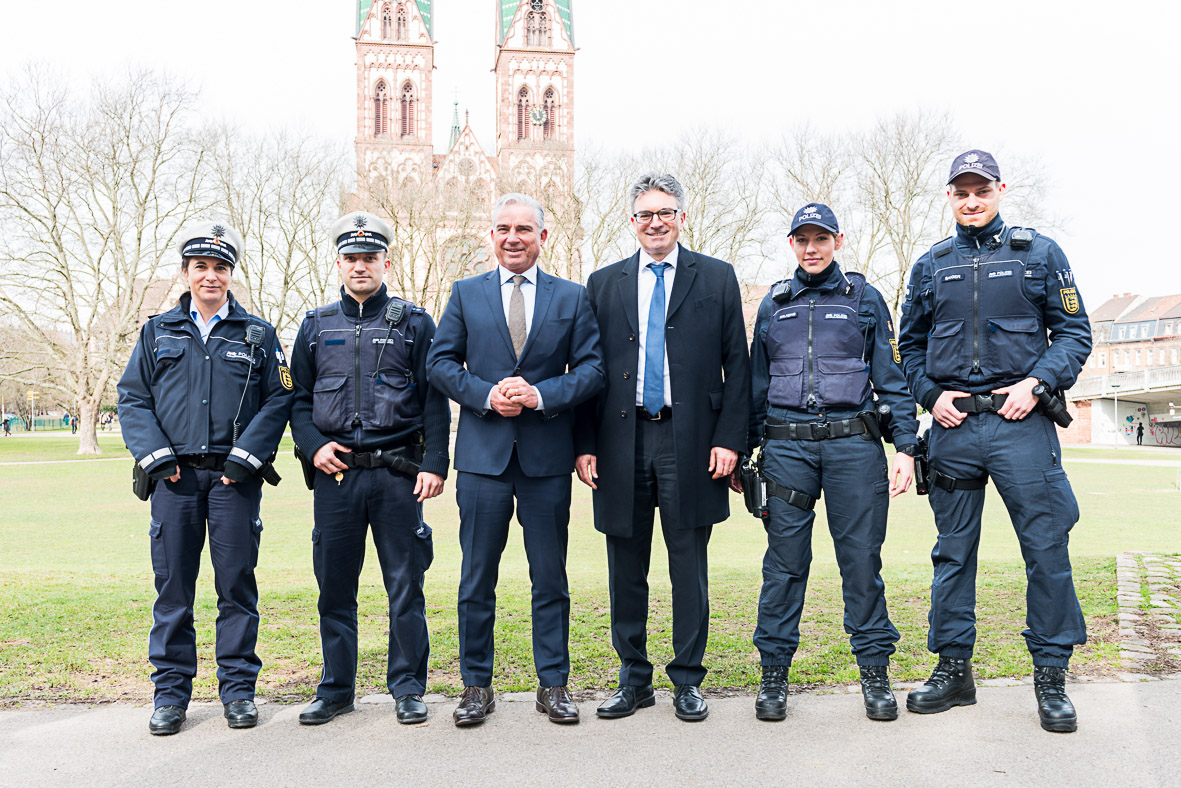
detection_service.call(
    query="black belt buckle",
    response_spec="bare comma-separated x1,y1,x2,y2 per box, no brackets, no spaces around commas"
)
811,422,830,441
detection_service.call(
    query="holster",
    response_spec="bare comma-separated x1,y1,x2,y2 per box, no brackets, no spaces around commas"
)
914,430,931,495
1034,385,1074,428
132,462,157,501
858,409,884,442
294,443,317,491
260,462,281,487
739,457,767,519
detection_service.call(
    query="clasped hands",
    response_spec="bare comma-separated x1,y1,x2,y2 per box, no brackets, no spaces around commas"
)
931,376,1039,429
490,376,539,417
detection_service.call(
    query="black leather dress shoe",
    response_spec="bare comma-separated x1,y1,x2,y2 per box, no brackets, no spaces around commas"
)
395,694,428,725
906,657,976,714
224,699,258,729
859,666,898,721
596,685,656,719
298,697,354,725
755,666,789,721
535,686,580,724
453,686,494,727
1034,666,1077,733
673,685,708,721
148,705,186,736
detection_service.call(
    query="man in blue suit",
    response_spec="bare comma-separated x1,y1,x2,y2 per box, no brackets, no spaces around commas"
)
427,193,605,727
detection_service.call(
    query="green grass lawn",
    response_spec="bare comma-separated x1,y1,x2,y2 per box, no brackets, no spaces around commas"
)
1,436,1176,704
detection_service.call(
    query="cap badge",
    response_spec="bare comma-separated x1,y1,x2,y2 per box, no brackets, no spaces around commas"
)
211,224,226,245
964,153,980,164
353,215,368,229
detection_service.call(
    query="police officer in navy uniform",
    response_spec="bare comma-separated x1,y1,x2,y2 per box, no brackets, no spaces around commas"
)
117,221,293,735
898,150,1092,732
290,211,450,726
745,203,919,722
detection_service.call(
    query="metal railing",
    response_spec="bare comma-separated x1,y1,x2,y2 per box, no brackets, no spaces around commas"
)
1067,365,1181,400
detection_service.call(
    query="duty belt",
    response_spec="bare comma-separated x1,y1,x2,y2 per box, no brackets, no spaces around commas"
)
952,393,1010,414
176,453,227,471
764,417,867,442
339,448,416,470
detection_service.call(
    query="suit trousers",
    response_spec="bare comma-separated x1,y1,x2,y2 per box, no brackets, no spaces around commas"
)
606,417,712,688
148,467,263,708
456,450,572,687
926,411,1086,667
312,466,433,702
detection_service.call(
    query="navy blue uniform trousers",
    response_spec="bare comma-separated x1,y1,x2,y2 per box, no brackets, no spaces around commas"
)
755,411,899,667
927,411,1086,667
607,417,712,688
148,467,263,708
456,451,571,688
312,467,433,701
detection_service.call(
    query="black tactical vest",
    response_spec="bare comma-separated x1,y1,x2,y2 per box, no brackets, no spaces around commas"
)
925,230,1045,385
766,271,871,410
310,298,424,434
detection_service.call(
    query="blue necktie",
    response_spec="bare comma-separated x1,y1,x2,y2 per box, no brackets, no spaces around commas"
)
643,263,670,417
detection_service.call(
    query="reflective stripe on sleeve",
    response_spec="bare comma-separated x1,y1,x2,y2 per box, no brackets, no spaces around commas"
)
229,447,263,469
138,448,173,469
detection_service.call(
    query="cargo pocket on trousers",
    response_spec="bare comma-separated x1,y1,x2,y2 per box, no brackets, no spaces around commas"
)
415,521,434,572
1044,468,1079,540
148,519,167,578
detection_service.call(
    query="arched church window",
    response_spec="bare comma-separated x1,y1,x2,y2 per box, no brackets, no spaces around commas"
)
381,5,392,39
374,81,390,136
401,82,416,137
526,11,550,47
396,4,408,40
543,88,557,140
526,12,537,46
517,87,531,142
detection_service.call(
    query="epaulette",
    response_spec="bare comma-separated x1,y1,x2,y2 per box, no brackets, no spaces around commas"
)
931,237,955,259
305,309,315,319
320,306,339,317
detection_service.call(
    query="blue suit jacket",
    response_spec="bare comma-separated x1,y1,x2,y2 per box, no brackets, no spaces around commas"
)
427,267,605,477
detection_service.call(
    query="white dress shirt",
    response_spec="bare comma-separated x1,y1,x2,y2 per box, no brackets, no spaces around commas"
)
485,263,545,413
635,245,678,407
190,300,230,344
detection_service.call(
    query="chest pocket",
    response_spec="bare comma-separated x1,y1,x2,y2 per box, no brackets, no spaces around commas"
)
151,342,187,385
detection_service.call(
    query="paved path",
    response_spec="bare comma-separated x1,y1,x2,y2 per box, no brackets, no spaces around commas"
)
2,680,1178,787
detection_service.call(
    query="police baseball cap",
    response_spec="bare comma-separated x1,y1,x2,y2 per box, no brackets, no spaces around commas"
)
790,203,839,235
947,149,1001,185
331,211,392,255
177,220,244,267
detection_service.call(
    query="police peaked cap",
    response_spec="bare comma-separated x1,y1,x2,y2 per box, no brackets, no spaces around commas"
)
177,220,244,267
332,211,393,255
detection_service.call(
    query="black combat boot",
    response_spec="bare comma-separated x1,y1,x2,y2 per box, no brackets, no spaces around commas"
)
905,656,976,714
1033,666,1077,732
859,665,898,721
754,665,789,721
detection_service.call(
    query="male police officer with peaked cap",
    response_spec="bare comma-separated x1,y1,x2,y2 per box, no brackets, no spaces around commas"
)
117,220,293,735
290,211,450,726
898,150,1092,732
745,203,919,722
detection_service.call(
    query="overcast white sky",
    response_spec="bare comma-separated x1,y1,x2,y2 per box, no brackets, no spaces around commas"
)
3,0,1179,309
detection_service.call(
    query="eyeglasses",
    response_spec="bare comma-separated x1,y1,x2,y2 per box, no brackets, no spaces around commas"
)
632,208,679,225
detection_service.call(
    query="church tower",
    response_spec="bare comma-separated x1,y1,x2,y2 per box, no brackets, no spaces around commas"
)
493,1,576,190
355,1,436,183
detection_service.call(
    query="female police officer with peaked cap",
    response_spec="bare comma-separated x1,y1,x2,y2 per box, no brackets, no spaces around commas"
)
117,219,293,735
745,203,919,723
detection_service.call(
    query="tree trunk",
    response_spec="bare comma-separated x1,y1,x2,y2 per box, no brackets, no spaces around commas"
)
76,397,102,455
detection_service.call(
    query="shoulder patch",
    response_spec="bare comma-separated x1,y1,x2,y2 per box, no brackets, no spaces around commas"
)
1060,287,1080,315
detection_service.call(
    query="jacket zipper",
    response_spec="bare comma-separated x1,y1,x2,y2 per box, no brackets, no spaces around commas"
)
353,300,364,426
806,299,817,408
971,258,982,374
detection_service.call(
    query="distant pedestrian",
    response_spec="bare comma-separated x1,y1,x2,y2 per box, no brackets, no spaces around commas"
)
2,418,9,437
70,415,78,434
1136,421,1144,445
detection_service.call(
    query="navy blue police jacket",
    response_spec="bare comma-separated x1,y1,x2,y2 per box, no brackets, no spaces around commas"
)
897,215,1092,411
117,292,293,479
748,262,919,454
288,285,450,478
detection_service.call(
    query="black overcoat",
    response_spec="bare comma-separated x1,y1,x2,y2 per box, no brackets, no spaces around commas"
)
575,246,750,537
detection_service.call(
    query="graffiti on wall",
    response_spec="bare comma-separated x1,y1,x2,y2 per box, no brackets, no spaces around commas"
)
1148,421,1181,447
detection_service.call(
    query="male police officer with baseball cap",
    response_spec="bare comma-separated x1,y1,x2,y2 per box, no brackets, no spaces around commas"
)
898,151,1092,732
290,211,450,726
745,203,919,722
118,220,293,735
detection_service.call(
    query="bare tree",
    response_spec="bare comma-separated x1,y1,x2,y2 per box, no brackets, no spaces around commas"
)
206,126,348,342
0,68,207,453
575,144,636,276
